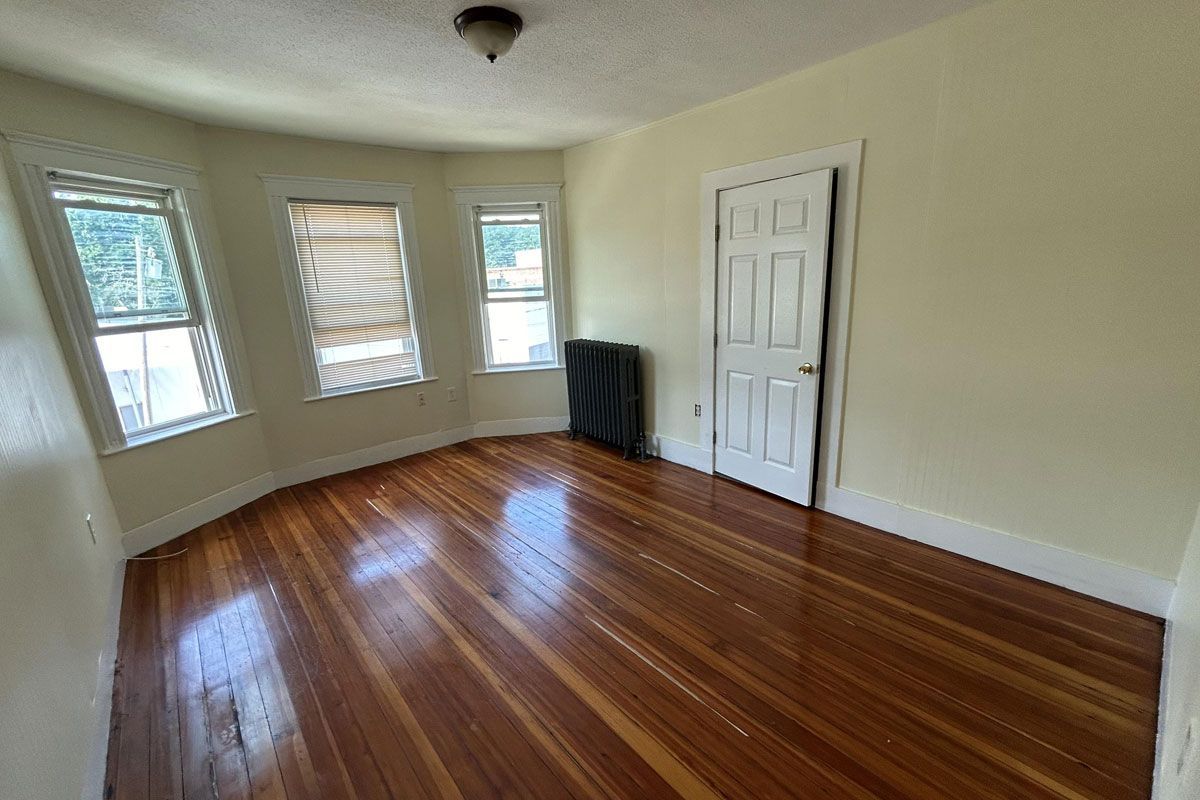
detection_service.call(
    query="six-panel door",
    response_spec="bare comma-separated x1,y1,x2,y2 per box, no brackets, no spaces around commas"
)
714,168,833,505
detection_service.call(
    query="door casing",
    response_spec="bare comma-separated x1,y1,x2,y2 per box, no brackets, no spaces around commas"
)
697,140,864,506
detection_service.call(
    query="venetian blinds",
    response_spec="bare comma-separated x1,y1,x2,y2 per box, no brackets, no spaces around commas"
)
287,200,419,393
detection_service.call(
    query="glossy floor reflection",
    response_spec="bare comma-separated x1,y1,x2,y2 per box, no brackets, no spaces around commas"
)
106,433,1163,799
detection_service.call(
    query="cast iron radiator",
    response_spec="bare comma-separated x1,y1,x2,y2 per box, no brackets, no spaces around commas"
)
565,339,646,460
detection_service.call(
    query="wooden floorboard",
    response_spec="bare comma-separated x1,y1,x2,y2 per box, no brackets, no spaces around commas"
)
105,433,1163,799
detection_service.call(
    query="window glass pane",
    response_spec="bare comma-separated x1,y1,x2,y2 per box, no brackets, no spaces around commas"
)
62,205,189,326
316,335,415,368
486,300,552,365
96,327,216,434
480,217,544,300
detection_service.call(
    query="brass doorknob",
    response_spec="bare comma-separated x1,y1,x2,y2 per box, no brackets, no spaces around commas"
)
798,363,815,375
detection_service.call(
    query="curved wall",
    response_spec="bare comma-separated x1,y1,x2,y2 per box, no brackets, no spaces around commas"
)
0,69,568,543
0,71,276,534
197,127,472,474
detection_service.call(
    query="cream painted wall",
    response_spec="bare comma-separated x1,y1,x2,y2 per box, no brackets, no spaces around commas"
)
1159,502,1200,797
0,71,275,532
443,150,564,188
0,68,573,536
196,127,474,470
0,70,201,163
0,146,124,800
564,0,1200,578
443,151,570,423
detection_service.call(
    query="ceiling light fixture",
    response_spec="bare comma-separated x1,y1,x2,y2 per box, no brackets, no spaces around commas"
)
454,6,523,63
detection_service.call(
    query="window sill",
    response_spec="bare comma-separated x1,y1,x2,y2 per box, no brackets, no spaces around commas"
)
472,364,564,376
303,375,439,402
100,410,256,456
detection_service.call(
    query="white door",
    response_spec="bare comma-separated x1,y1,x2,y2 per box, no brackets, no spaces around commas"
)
714,169,833,505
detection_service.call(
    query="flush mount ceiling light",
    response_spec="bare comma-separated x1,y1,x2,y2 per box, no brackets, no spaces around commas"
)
454,6,523,63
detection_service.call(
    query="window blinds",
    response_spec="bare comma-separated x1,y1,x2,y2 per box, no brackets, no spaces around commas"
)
287,200,419,392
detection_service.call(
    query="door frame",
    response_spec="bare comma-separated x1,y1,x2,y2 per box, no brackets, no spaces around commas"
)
698,140,863,504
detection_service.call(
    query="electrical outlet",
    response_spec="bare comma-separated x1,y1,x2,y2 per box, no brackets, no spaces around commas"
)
694,404,702,417
416,391,427,406
447,386,458,402
85,513,97,545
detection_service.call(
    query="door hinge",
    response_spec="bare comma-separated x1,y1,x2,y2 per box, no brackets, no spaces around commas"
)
713,332,718,348
712,430,717,444
714,223,720,241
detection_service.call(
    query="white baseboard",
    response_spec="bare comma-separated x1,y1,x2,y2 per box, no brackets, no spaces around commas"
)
273,425,476,489
643,432,1171,616
121,471,275,556
119,422,1174,616
81,557,126,800
818,483,1174,616
648,433,714,473
474,415,569,438
121,419,569,556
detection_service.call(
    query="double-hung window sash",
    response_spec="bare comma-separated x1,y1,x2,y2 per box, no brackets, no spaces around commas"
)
474,204,548,303
473,203,556,367
50,175,224,438
52,176,197,329
286,199,421,394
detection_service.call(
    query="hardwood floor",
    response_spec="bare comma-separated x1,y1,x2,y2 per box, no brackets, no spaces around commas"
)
105,433,1163,799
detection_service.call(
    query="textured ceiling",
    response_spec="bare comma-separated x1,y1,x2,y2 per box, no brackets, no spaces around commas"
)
0,0,987,152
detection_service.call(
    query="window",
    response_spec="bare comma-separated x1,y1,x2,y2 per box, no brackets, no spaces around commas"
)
454,185,567,372
7,134,250,451
56,179,221,435
262,176,433,398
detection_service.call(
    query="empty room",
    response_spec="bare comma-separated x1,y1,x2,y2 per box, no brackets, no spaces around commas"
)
1,1,1198,798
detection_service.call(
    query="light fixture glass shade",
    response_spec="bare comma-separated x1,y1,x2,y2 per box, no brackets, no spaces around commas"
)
462,19,518,62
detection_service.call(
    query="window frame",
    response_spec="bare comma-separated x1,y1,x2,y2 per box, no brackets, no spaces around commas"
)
5,132,254,453
261,175,435,400
453,184,568,374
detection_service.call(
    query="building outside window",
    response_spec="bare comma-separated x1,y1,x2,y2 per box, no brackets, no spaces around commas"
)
453,185,567,373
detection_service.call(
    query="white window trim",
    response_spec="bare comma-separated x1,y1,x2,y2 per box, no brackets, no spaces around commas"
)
452,184,569,374
261,174,436,400
4,131,255,453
